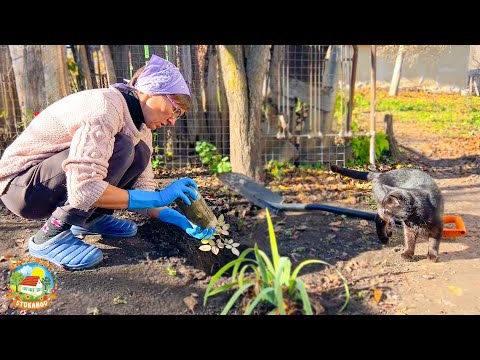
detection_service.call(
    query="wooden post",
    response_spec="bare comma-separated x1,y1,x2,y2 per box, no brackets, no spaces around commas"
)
346,45,358,137
369,45,377,169
384,114,400,159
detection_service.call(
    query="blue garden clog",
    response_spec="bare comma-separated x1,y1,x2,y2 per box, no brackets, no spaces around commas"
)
70,214,137,238
28,230,103,270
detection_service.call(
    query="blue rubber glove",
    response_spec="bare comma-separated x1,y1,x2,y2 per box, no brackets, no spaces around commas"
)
127,177,198,210
159,208,216,240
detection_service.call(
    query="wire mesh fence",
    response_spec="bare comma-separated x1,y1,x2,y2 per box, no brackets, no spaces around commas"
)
0,45,355,167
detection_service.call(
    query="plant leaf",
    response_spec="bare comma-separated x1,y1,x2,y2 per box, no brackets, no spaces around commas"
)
244,287,275,315
231,247,240,256
211,246,219,255
199,245,212,251
266,209,280,270
221,282,255,315
274,257,288,315
204,256,255,306
296,279,313,315
183,295,198,313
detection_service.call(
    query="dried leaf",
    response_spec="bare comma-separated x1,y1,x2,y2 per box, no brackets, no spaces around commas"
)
447,286,463,296
344,196,357,205
223,223,230,230
113,296,128,305
87,306,101,315
329,221,342,227
216,240,224,248
330,227,340,232
217,214,225,224
296,224,308,231
232,243,240,247
359,220,369,227
183,295,198,313
0,252,13,262
225,244,232,249
211,246,219,255
373,288,383,304
231,247,240,256
221,230,230,236
199,245,212,252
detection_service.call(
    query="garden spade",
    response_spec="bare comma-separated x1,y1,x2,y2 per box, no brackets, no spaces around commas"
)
218,172,390,243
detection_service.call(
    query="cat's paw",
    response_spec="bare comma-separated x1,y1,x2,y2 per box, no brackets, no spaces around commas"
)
401,251,414,261
427,253,439,262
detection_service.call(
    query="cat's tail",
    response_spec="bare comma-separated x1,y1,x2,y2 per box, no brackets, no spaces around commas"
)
330,165,373,180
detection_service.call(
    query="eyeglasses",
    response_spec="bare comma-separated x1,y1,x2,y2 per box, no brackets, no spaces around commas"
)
165,94,183,121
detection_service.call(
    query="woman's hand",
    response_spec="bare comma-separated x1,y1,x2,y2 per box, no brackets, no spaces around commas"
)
158,208,215,240
127,177,198,209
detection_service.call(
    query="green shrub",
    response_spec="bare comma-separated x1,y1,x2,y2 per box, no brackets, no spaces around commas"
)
195,141,232,174
349,131,390,166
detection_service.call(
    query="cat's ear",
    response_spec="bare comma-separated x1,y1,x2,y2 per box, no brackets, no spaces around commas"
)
382,185,397,194
386,193,402,207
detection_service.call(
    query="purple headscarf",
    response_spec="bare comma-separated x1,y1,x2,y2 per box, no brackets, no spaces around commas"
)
110,54,190,96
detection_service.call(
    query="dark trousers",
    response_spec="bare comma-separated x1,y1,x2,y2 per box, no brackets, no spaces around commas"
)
1,133,150,227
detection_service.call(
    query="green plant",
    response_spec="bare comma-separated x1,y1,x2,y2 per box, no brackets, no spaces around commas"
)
151,157,163,170
195,141,232,174
265,160,296,179
203,209,350,315
297,162,327,171
349,131,390,166
198,214,240,256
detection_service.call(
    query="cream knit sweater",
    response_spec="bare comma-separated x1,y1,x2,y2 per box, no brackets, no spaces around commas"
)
0,88,156,212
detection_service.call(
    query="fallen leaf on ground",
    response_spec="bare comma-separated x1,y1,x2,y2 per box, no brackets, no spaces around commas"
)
373,289,383,304
329,221,342,227
183,295,198,313
113,296,128,305
344,196,357,205
86,307,101,315
447,286,463,296
359,220,369,227
0,252,13,262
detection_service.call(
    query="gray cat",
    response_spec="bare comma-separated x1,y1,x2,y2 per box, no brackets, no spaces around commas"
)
331,165,444,262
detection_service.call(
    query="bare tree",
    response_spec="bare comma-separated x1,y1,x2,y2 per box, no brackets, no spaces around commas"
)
218,45,271,181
